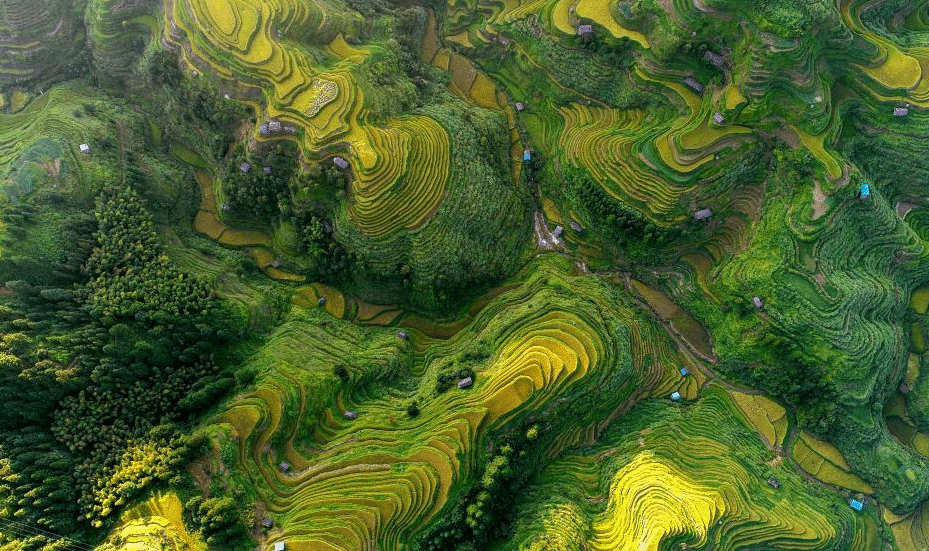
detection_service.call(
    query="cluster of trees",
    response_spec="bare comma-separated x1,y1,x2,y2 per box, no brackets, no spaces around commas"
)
140,50,249,160
183,495,251,548
0,187,245,547
718,327,839,436
562,166,697,263
415,424,542,551
222,143,299,220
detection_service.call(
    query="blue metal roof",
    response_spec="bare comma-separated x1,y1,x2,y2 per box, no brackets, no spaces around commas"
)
849,498,864,511
679,367,689,376
860,183,870,197
671,392,681,401
523,151,531,161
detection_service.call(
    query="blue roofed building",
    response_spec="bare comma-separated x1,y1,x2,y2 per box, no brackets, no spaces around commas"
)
523,149,531,161
849,498,864,511
671,391,681,401
860,183,870,199
679,367,689,376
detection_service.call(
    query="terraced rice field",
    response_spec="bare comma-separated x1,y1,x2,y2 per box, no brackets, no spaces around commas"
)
165,0,457,241
346,115,450,237
557,104,693,218
793,431,874,494
200,263,686,549
508,387,878,551
104,493,207,551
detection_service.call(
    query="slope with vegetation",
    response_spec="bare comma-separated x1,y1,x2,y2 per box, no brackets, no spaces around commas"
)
2,1,929,551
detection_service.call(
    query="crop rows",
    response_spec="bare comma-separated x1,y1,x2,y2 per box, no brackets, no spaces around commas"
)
347,115,450,238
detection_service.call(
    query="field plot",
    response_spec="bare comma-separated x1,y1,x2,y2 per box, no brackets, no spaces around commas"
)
792,431,874,494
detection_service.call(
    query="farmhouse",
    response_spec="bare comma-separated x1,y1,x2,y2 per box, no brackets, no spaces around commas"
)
523,149,531,161
274,542,286,551
670,391,681,401
849,498,864,511
397,330,409,340
860,183,870,199
278,462,290,472
693,208,713,220
458,377,473,389
713,112,725,124
269,120,282,132
333,156,349,169
343,410,358,420
261,517,274,529
768,478,780,489
553,225,564,238
577,24,593,35
263,166,271,174
703,50,726,68
684,76,704,94
570,220,584,232
259,123,270,136
240,162,251,173
752,296,763,309
679,367,688,376
515,101,525,111
893,107,909,117
318,297,327,306
79,143,90,154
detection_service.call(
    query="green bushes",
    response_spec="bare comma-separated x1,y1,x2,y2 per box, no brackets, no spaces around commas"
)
184,495,251,548
0,185,246,541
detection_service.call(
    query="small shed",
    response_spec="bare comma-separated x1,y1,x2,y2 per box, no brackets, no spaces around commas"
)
849,498,864,511
523,149,531,161
670,391,681,401
333,157,349,169
569,220,584,232
893,107,909,117
553,225,564,238
458,377,473,389
261,517,274,529
221,202,230,212
263,166,272,174
278,462,290,472
515,102,525,111
752,296,763,309
79,143,90,154
343,410,358,420
713,112,725,124
679,367,689,376
767,478,780,489
703,51,725,68
693,208,713,220
269,120,282,132
274,542,286,551
397,330,409,340
860,183,870,199
284,125,297,134
317,297,327,306
684,77,704,94
240,162,252,173
259,123,270,136
577,24,593,35
900,382,910,394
